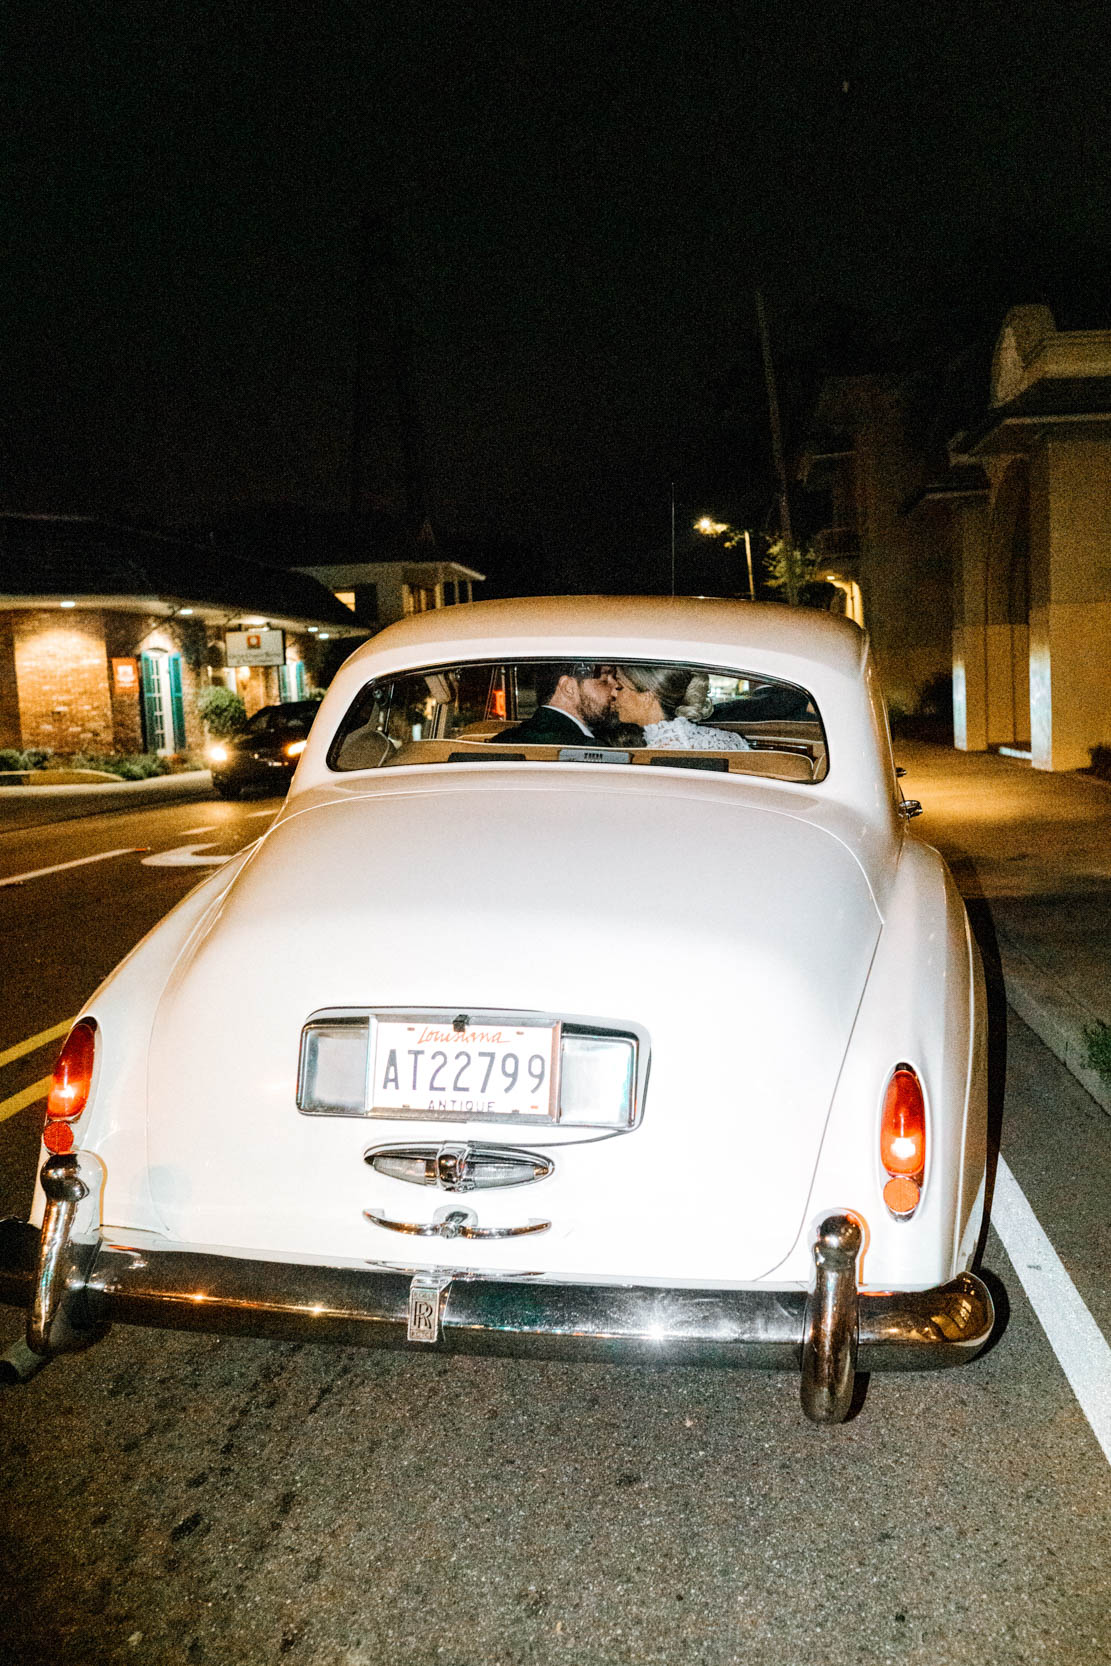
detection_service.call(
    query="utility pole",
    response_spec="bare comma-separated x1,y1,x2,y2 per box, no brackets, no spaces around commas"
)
348,211,430,530
755,290,793,549
670,482,676,596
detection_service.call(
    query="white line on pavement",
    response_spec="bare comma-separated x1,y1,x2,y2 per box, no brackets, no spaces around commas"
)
0,849,145,889
992,1155,1111,1465
178,825,217,835
244,809,277,819
141,843,231,868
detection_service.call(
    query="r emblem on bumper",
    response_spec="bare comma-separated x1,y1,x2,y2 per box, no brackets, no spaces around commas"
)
407,1273,451,1343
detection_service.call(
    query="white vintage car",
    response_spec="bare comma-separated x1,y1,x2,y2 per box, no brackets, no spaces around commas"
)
0,597,994,1423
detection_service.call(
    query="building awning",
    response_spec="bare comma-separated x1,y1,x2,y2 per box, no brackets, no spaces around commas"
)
952,379,1111,458
902,465,990,514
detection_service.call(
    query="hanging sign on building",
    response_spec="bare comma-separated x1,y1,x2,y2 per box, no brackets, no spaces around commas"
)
226,628,285,667
112,657,140,694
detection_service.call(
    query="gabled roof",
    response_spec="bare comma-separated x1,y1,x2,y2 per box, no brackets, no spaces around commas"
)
0,515,361,630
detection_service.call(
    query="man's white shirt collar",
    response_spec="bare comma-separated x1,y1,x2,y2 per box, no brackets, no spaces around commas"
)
541,704,593,737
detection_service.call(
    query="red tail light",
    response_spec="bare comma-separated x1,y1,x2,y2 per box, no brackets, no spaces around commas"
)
45,1020,97,1129
880,1064,925,1218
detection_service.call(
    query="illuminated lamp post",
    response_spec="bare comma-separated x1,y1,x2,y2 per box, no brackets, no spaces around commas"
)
694,517,755,601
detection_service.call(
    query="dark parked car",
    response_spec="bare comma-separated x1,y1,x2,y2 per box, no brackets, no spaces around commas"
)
207,701,319,799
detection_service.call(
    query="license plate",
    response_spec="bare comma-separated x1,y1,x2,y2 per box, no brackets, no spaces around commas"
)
369,1019,559,1121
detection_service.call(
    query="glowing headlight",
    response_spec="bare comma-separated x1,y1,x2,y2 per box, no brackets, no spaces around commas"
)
207,744,228,764
285,739,307,758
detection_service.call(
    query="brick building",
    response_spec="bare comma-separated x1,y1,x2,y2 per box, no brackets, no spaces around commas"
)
0,516,361,757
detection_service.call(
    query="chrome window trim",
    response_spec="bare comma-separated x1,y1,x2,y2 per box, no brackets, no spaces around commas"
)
326,657,827,778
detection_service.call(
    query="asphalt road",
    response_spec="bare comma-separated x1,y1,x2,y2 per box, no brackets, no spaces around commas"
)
1,797,1110,1666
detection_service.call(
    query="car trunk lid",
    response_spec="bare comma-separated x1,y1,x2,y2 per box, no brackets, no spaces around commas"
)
146,773,880,1281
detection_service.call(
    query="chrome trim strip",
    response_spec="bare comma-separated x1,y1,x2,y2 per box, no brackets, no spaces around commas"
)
0,1213,994,1372
363,1206,551,1239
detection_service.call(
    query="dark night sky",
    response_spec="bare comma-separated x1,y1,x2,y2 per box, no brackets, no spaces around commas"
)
3,0,1111,591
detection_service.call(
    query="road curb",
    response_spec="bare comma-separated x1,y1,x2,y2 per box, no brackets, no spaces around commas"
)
998,928,1111,1118
0,771,214,831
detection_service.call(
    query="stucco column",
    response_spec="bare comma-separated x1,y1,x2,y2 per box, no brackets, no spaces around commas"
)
1028,437,1111,771
950,500,989,752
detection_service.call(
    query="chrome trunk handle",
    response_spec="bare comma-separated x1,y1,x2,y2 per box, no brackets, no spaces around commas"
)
365,1143,553,1192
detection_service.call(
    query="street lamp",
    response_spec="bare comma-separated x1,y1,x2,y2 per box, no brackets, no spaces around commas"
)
695,517,755,601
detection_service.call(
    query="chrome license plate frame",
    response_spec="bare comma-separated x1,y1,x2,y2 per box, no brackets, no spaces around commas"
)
367,1014,560,1124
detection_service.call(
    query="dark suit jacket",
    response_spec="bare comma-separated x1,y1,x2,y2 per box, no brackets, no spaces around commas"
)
494,706,594,746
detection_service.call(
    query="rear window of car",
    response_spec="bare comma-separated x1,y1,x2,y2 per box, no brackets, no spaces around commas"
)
327,660,827,783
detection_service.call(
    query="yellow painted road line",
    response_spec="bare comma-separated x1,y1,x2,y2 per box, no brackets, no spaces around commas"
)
0,1074,51,1123
0,1019,73,1071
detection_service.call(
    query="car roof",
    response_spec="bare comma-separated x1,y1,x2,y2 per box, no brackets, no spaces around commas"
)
290,595,898,883
341,595,866,683
252,701,319,718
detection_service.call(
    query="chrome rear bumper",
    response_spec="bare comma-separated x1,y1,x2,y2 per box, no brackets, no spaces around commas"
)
0,1156,996,1424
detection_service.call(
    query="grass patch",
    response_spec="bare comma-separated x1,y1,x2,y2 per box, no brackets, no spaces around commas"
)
1083,1020,1111,1084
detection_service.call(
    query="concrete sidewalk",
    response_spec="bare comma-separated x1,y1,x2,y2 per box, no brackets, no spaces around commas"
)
0,770,214,831
897,739,1111,1116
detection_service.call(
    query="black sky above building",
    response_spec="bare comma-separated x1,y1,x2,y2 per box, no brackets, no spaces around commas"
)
3,0,1110,594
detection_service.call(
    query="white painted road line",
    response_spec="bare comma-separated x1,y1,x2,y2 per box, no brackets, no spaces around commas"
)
0,849,146,889
141,843,231,868
178,825,218,836
244,809,277,819
993,1155,1111,1465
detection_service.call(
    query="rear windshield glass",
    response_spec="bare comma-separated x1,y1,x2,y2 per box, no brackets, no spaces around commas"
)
328,660,827,783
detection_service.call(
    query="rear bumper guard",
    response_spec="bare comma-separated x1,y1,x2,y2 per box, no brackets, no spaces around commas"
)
0,1155,995,1424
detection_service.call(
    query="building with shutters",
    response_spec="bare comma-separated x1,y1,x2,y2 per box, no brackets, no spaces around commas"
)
0,515,361,757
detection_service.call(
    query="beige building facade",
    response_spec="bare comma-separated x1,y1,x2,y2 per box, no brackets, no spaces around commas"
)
801,378,953,720
946,307,1111,771
806,306,1111,772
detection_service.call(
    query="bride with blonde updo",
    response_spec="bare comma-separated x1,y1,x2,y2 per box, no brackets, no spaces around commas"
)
612,665,752,751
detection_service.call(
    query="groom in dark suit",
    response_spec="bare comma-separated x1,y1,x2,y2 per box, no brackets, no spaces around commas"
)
496,663,617,745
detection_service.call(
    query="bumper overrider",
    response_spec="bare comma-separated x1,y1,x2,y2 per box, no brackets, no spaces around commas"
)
0,1155,995,1424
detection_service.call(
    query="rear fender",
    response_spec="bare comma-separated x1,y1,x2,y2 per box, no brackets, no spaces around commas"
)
767,836,984,1288
29,847,258,1233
